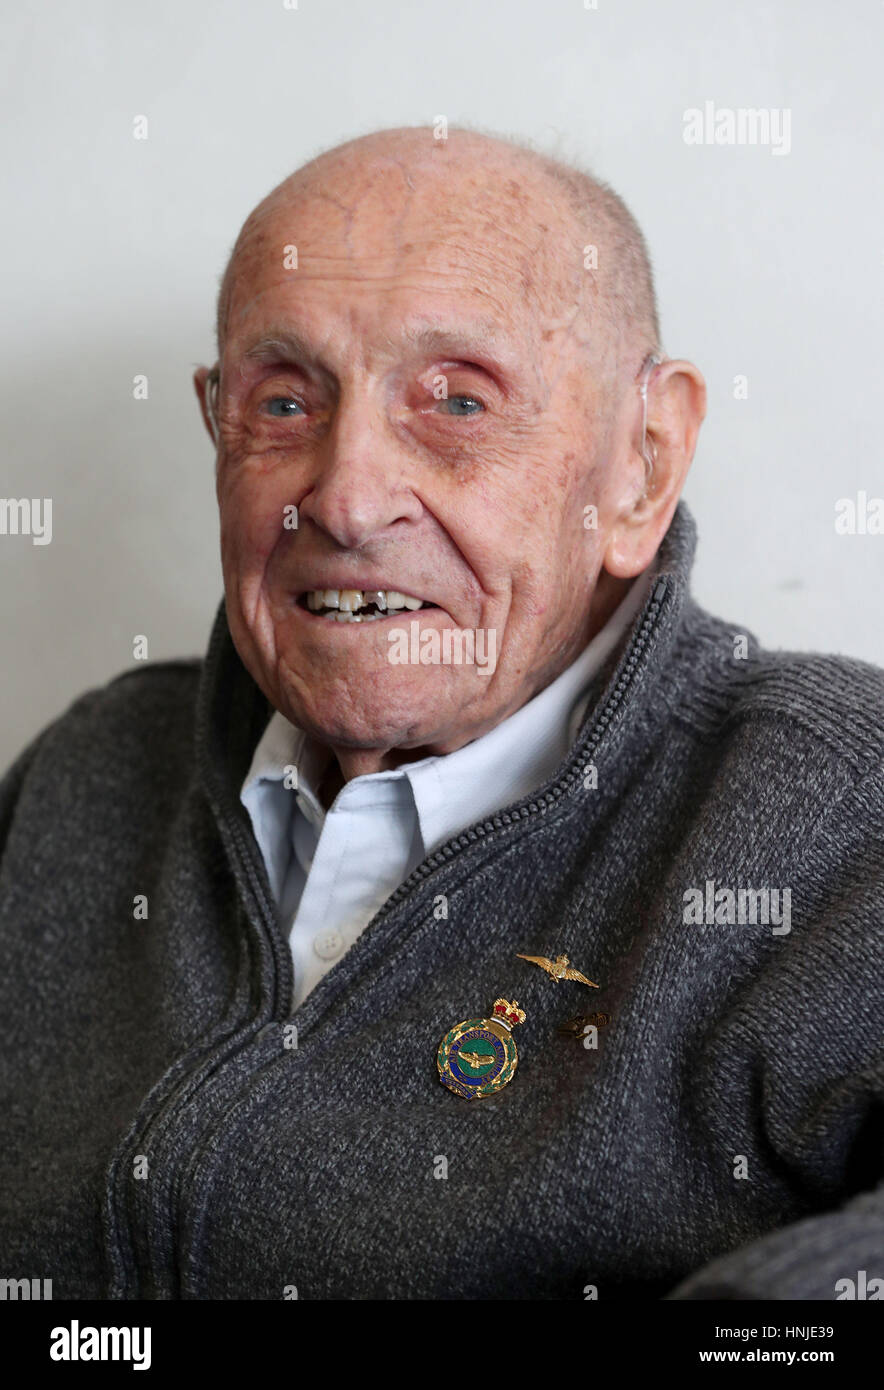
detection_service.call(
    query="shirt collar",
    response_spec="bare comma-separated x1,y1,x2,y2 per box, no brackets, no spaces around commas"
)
240,706,328,834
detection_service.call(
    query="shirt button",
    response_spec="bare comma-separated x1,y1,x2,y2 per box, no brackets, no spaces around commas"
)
313,929,344,960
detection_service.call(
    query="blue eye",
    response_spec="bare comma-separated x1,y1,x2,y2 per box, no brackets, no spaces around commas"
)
437,395,484,416
263,397,305,417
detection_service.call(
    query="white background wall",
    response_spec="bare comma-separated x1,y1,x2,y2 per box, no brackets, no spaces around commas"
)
2,0,882,770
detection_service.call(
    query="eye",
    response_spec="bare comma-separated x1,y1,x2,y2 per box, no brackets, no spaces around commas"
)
435,394,485,417
261,396,305,418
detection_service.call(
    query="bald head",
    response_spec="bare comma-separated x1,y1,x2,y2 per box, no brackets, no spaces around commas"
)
214,125,661,379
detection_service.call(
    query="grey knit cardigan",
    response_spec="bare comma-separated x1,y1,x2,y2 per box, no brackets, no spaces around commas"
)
1,501,882,1300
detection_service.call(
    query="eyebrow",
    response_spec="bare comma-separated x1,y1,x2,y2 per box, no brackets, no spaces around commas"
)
238,320,527,388
395,322,519,369
241,329,322,367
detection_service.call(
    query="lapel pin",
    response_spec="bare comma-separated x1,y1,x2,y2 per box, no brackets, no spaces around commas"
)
517,953,599,988
557,1012,611,1038
437,998,526,1099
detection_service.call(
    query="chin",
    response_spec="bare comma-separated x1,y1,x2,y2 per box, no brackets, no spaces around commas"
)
294,708,437,753
277,681,440,752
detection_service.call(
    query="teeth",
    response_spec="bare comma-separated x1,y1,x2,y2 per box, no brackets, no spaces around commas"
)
303,587,429,614
327,610,384,623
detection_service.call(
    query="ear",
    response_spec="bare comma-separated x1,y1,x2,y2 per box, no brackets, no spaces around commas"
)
603,358,707,577
193,364,218,444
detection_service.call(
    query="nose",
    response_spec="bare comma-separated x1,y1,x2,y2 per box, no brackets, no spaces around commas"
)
296,395,423,550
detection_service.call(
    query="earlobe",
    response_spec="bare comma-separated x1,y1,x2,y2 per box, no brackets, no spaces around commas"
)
602,518,657,579
601,468,661,577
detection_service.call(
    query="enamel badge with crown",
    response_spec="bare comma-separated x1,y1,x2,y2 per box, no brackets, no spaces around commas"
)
437,998,526,1099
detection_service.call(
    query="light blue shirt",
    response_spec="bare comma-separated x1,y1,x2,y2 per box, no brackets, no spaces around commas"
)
241,570,653,1009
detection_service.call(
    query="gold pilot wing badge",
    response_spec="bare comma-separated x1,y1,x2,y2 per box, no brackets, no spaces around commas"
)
437,998,526,1099
516,953,599,988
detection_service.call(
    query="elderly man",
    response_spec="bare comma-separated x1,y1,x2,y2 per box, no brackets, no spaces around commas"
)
1,126,882,1303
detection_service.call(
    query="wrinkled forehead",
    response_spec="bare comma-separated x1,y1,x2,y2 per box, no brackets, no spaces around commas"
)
222,164,591,365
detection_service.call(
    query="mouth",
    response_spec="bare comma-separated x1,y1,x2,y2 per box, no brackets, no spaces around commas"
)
296,587,441,624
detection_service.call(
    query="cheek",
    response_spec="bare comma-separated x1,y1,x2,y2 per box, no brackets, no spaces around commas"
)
218,467,294,572
505,454,582,559
505,459,602,618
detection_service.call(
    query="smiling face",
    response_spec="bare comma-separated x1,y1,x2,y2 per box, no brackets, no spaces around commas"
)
199,131,683,778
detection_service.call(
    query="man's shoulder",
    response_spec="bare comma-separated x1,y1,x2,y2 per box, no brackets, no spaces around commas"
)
673,600,884,774
3,658,205,790
0,658,210,860
59,656,203,737
96,656,204,702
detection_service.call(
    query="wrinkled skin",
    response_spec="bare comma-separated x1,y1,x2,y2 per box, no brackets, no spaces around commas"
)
195,128,706,781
